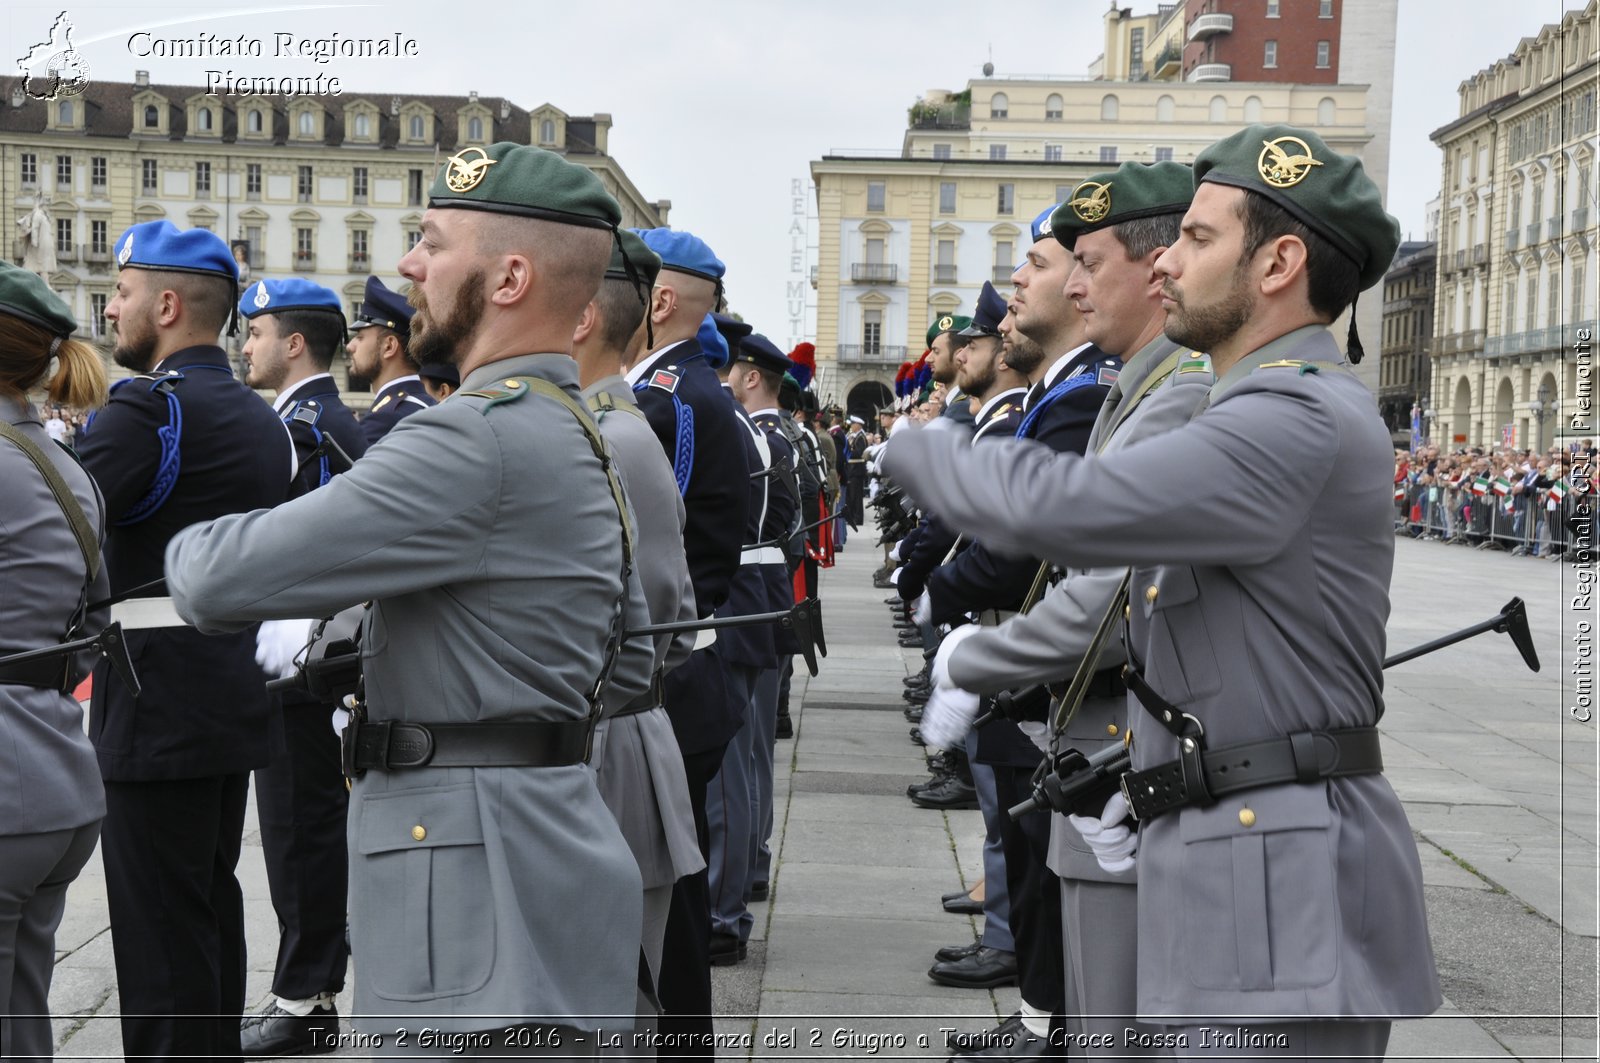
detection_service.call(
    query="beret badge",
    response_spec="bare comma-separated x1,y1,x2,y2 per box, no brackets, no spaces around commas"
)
444,147,497,193
938,315,953,331
1069,181,1112,224
117,232,133,266
1257,136,1324,189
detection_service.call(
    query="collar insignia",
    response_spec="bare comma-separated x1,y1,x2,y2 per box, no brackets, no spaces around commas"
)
1257,137,1323,188
444,147,497,193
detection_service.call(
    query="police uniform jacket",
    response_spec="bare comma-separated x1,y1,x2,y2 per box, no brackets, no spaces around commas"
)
583,376,704,891
751,410,800,655
629,340,751,755
77,344,293,780
165,352,650,1033
359,374,433,445
939,337,1213,880
1,394,108,831
717,397,777,670
276,373,369,500
883,325,1441,1021
1020,342,1120,457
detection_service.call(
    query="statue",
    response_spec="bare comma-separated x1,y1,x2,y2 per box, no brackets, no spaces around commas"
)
16,197,57,276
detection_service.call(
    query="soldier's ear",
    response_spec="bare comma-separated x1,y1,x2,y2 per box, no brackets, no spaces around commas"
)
650,284,675,326
574,300,599,346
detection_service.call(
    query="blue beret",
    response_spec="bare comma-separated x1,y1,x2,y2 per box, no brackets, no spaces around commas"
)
633,228,725,283
958,281,1007,338
239,278,345,320
115,220,239,282
733,332,793,377
1030,204,1062,244
350,276,413,337
695,313,730,369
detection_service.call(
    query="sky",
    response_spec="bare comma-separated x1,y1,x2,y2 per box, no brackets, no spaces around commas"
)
3,0,1591,345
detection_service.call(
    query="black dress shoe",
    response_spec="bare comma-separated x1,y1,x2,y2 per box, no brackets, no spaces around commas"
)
945,1012,1022,1053
898,635,924,648
240,1001,339,1058
904,710,924,726
775,713,793,739
909,727,926,747
904,772,948,798
942,891,983,915
927,946,1018,989
913,777,979,811
903,673,931,687
964,1021,1051,1059
749,881,769,902
933,940,983,963
709,932,747,966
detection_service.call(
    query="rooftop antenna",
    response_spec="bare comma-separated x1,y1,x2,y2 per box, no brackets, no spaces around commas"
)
982,46,994,77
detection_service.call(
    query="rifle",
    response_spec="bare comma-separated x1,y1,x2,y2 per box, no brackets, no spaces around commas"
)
1008,597,1541,820
0,622,142,697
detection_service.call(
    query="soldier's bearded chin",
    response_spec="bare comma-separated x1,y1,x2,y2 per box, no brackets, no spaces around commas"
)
111,312,159,372
1163,263,1254,355
411,270,486,370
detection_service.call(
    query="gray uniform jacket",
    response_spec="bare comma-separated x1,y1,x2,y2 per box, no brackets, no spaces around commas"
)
944,338,1212,884
166,353,650,1033
1,395,107,833
883,325,1441,1021
584,375,705,890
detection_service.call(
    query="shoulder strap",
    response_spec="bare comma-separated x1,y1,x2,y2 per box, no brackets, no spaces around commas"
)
1015,370,1100,440
585,390,648,425
0,421,99,580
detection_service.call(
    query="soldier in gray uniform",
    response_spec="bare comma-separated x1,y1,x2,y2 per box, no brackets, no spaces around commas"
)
885,125,1441,1060
167,142,656,1056
573,228,705,1024
0,263,109,1062
919,162,1209,1058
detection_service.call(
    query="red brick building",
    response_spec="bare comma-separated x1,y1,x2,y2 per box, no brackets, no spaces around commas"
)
1183,0,1343,82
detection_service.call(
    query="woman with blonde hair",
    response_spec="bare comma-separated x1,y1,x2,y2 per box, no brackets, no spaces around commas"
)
0,261,110,1060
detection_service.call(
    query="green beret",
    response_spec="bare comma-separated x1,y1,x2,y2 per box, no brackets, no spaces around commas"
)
1050,161,1194,250
1193,123,1399,291
0,261,76,337
926,315,972,347
605,229,661,287
429,141,621,230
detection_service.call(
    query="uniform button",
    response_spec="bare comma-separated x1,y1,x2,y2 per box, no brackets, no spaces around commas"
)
1145,585,1159,604
1106,724,1119,737
411,825,427,841
503,380,523,389
1238,809,1256,828
1124,605,1131,621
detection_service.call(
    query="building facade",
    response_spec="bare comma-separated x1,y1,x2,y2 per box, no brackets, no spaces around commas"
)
2,72,668,400
1379,240,1437,436
1426,0,1597,452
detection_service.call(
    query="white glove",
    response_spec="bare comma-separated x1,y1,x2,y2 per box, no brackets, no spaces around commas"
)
1068,791,1138,873
1018,720,1051,753
331,707,351,737
913,592,932,628
930,624,981,689
888,541,903,563
889,566,903,585
919,684,981,750
255,618,315,680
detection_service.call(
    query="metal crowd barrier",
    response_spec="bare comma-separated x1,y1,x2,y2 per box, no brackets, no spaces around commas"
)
1395,479,1572,559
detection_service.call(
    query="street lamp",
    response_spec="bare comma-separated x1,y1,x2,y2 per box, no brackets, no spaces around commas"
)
1528,383,1559,450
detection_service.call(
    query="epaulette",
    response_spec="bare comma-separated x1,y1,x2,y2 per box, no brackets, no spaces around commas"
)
289,400,324,427
369,394,394,413
646,367,681,394
1176,355,1213,376
460,378,532,408
1095,364,1120,387
1254,359,1319,376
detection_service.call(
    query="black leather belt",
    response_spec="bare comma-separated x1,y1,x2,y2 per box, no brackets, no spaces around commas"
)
1084,667,1127,700
343,718,591,776
614,671,664,718
1120,726,1383,822
0,657,69,692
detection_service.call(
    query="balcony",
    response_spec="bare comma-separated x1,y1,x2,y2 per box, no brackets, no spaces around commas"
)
1437,329,1483,355
1526,223,1540,245
837,343,909,366
1505,228,1519,251
1498,326,1563,356
55,242,78,263
84,246,111,266
851,262,898,284
1454,249,1467,271
992,264,1017,283
1548,216,1564,241
1188,12,1234,40
349,254,371,273
1574,207,1591,231
1473,244,1486,265
909,102,971,131
1187,62,1232,82
933,264,958,284
1151,42,1182,79
294,252,316,270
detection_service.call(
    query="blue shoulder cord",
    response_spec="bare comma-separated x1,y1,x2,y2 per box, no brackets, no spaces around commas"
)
287,402,330,487
91,365,233,525
1015,369,1098,440
633,354,701,497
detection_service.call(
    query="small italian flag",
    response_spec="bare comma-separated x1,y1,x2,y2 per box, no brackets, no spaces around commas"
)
1491,477,1512,497
1394,485,1406,501
1472,476,1491,496
1549,479,1569,510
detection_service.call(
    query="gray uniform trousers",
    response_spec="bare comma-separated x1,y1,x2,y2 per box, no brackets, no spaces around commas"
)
884,327,1442,1051
967,732,1013,952
932,340,1214,1055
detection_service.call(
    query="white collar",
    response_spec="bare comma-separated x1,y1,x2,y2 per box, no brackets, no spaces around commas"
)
273,372,334,414
750,407,781,420
376,374,422,394
974,386,1027,424
624,339,692,387
1040,342,1095,390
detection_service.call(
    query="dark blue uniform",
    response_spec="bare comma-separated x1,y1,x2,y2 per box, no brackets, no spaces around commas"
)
358,375,433,445
255,374,368,1016
76,342,293,1061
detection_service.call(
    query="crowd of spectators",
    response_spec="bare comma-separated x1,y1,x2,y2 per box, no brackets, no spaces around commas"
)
37,401,90,447
1395,439,1595,559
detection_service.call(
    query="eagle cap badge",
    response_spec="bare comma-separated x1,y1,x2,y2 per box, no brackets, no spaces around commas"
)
1257,136,1324,188
938,315,953,331
1069,181,1112,224
444,146,497,193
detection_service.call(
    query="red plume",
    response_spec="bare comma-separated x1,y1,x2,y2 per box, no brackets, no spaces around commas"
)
788,342,816,389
